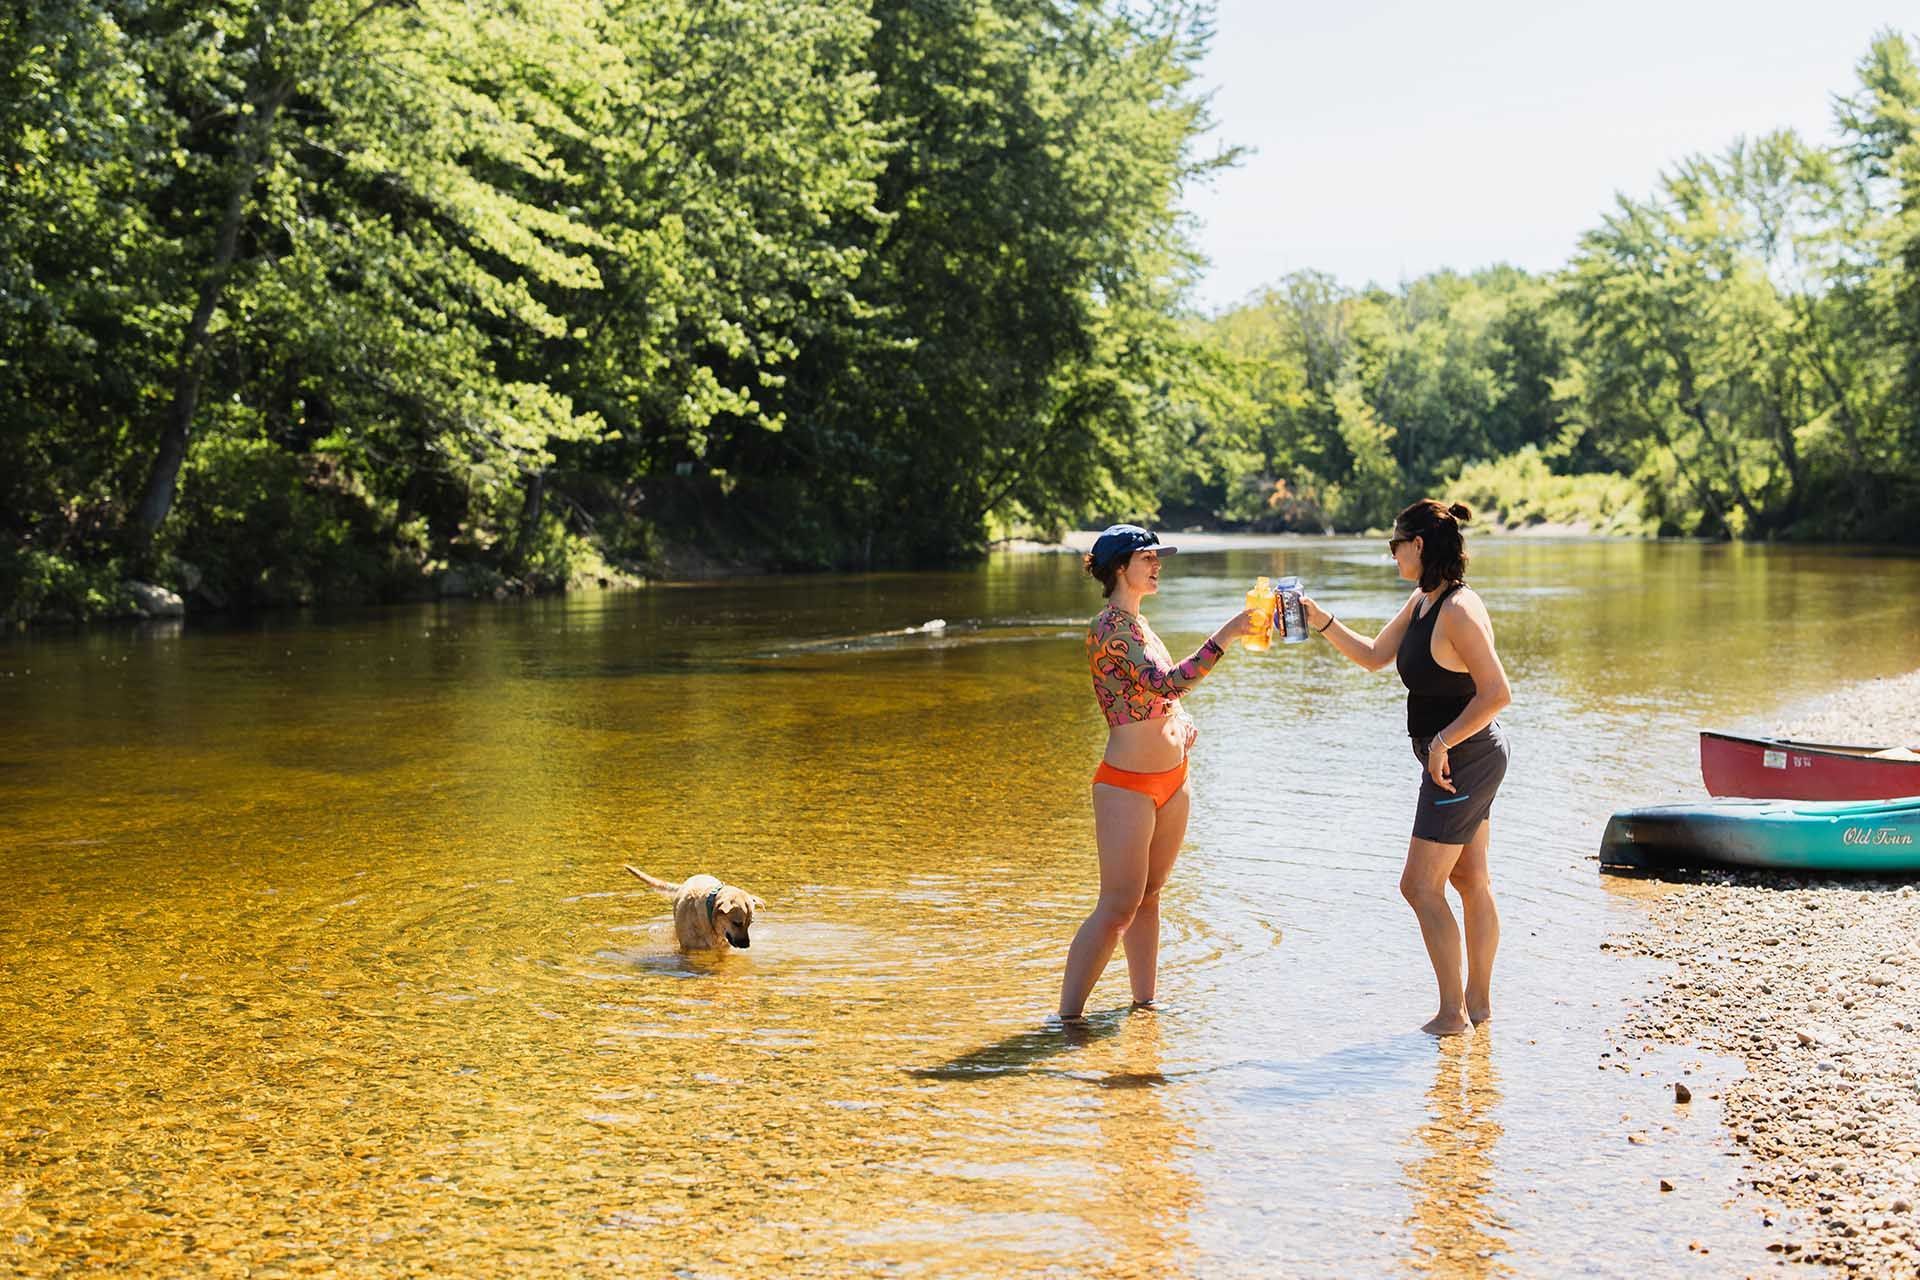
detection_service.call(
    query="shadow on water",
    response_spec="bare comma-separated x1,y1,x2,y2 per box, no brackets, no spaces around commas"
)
908,1007,1131,1080
597,946,745,979
911,1013,1454,1098
1216,1032,1449,1107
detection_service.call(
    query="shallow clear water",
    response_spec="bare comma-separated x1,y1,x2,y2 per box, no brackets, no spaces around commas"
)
3,537,1916,1276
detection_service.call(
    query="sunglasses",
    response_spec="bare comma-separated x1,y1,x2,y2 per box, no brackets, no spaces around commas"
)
1387,535,1412,552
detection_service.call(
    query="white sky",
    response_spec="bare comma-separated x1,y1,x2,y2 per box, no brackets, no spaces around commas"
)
1181,0,1909,310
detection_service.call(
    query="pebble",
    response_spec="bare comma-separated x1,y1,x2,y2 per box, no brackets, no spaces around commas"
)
1606,665,1920,1279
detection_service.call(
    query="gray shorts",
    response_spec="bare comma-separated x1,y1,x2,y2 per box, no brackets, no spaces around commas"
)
1409,723,1510,844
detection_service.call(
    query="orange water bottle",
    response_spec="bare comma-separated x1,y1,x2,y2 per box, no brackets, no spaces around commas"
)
1242,576,1275,650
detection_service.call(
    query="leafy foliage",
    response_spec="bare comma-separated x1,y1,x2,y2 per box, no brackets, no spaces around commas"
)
2,0,1231,613
3,14,1917,622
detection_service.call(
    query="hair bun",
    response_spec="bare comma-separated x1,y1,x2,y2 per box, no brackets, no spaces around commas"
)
1447,502,1473,524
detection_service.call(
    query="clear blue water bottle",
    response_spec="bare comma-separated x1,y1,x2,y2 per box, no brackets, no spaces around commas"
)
1276,575,1308,643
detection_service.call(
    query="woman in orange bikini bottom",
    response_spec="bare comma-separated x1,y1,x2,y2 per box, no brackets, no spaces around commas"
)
1091,758,1188,809
1059,524,1254,1022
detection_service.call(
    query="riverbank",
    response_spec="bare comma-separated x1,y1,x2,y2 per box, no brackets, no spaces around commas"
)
1,551,650,629
1613,669,1920,1274
1013,521,1634,557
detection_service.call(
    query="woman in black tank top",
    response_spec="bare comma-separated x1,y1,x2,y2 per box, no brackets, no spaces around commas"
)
1295,500,1513,1038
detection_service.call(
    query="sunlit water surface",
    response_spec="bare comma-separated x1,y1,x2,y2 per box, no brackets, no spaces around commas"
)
4,538,1917,1277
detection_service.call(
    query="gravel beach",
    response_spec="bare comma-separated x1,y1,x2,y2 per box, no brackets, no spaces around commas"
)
1613,669,1920,1275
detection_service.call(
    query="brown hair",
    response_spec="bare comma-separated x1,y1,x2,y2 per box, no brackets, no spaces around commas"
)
1084,551,1130,598
1393,499,1472,592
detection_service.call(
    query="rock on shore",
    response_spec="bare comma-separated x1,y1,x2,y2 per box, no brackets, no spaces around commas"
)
123,580,184,618
1612,669,1920,1275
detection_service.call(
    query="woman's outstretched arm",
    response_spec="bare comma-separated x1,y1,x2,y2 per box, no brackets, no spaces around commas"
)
1089,608,1251,699
1299,590,1421,672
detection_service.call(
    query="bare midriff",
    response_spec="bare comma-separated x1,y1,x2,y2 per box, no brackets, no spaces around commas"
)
1101,714,1192,773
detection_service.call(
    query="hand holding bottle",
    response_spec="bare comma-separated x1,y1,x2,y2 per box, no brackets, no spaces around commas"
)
1298,594,1331,633
1214,606,1257,645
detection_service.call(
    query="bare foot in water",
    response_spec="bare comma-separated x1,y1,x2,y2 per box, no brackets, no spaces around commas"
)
1468,1005,1492,1026
1423,1012,1472,1037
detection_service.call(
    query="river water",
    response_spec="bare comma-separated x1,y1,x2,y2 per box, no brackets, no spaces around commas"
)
3,537,1917,1277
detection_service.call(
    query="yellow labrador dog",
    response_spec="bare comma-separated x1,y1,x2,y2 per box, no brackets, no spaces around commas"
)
624,865,762,951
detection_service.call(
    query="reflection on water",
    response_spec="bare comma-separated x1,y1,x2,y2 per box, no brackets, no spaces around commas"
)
1081,1012,1197,1280
903,1010,1199,1278
1404,1034,1508,1277
1,539,1904,1275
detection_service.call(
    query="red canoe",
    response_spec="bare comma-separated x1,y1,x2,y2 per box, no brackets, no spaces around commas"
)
1701,731,1920,801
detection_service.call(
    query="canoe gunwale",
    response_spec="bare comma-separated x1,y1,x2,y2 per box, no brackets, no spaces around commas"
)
1699,730,1912,761
1700,730,1920,802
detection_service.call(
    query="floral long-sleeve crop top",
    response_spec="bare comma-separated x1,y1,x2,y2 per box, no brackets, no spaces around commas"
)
1086,604,1224,727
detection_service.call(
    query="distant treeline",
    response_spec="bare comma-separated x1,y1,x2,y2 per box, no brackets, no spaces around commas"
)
1174,29,1920,543
3,7,1917,622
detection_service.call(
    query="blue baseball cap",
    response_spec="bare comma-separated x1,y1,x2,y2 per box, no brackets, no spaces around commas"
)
1089,524,1178,571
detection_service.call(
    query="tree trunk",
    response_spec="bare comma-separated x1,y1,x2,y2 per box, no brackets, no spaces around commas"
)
128,80,290,550
512,469,547,567
1672,348,1761,533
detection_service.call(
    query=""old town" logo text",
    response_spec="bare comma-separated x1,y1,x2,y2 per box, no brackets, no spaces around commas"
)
1842,827,1916,847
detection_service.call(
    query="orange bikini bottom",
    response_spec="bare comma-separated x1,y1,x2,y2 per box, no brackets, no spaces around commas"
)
1092,758,1189,809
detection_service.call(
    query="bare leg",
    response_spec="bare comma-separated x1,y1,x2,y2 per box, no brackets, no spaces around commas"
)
1058,784,1154,1020
1449,820,1499,1025
1121,781,1190,1006
1401,836,1469,1036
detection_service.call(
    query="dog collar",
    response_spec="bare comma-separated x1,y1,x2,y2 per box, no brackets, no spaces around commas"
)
703,887,721,929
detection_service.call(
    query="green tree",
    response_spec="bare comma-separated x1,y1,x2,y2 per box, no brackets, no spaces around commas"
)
1830,29,1920,529
544,0,887,558
0,2,170,565
751,0,1233,565
113,0,620,574
1561,142,1812,536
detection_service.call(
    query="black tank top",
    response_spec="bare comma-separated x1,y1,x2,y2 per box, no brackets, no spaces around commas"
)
1396,582,1476,737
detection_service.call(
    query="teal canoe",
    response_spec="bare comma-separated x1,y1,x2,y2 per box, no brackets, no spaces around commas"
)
1599,797,1920,875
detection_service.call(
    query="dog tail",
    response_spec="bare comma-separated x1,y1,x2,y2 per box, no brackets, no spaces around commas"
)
624,865,677,894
